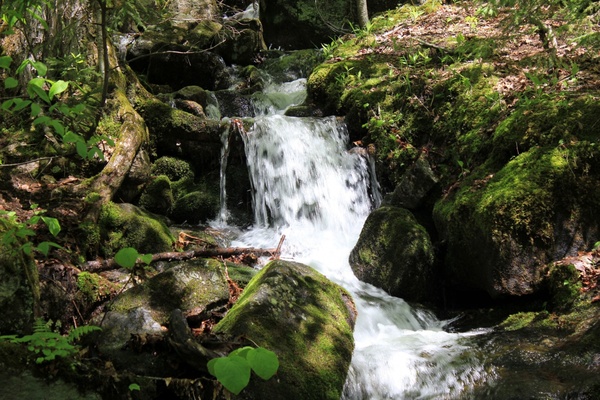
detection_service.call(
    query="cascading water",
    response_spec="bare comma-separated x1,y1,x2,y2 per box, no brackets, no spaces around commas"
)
214,68,491,398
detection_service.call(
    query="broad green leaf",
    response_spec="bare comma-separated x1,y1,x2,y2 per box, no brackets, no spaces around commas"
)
27,78,50,103
22,242,33,256
41,216,61,236
230,346,253,359
32,61,47,77
128,383,141,392
49,80,68,100
207,358,218,376
36,241,62,256
114,247,139,269
16,228,36,238
76,141,88,159
0,55,12,69
33,115,51,125
30,102,42,117
139,254,153,265
213,356,251,395
12,98,32,112
4,77,18,89
2,99,15,110
50,120,65,136
63,131,83,143
87,146,104,161
247,347,279,380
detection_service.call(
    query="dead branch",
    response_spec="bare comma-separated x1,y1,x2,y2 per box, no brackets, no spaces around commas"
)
82,245,280,272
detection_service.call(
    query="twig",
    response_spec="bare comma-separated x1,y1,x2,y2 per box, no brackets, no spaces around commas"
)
0,156,54,168
82,246,281,272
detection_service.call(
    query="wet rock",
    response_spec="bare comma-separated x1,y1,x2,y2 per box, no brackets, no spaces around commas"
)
98,202,175,257
383,156,439,210
216,18,267,65
214,259,356,400
349,206,435,303
94,259,230,374
433,146,600,298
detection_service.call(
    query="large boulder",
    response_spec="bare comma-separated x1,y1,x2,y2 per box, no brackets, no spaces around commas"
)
213,259,356,400
94,258,231,375
349,206,435,303
434,145,600,298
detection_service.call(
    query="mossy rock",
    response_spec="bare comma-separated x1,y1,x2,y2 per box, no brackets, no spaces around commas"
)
433,144,600,298
349,206,435,303
151,156,195,181
170,190,219,224
214,260,356,400
108,258,229,323
139,175,175,215
98,202,175,257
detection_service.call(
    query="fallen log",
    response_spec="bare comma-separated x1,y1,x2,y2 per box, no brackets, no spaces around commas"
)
81,245,281,272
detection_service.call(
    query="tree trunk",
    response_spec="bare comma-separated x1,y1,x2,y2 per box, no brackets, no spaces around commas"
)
356,0,369,28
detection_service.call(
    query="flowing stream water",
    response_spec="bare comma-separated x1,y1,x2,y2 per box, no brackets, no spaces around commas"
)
213,69,491,399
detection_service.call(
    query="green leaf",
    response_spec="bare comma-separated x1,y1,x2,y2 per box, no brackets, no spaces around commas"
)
114,247,139,269
49,80,68,100
87,146,104,161
63,131,83,143
32,61,47,77
139,254,153,265
12,98,32,112
33,115,51,125
207,358,218,376
230,346,253,359
5,77,18,89
41,216,61,236
2,99,15,110
50,120,65,136
76,141,88,159
128,383,141,392
30,102,42,117
27,78,50,104
0,55,13,69
213,356,251,395
247,347,279,380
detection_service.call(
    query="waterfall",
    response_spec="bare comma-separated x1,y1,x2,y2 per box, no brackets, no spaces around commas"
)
214,70,490,399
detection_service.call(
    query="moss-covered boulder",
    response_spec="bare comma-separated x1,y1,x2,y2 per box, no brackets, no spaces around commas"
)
213,260,356,400
170,190,219,224
434,142,600,298
151,156,195,181
95,258,230,374
137,99,224,170
349,206,435,303
98,202,175,257
139,175,175,215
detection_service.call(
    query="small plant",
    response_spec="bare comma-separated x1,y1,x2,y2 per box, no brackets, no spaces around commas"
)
208,346,279,395
0,319,101,364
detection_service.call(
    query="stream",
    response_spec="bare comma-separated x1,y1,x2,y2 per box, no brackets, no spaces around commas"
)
212,64,493,399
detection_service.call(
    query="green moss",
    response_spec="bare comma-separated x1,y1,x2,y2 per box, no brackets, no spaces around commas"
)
546,263,582,311
77,272,115,302
98,202,175,257
214,260,354,399
492,94,600,164
500,311,557,331
139,175,174,215
435,146,570,249
151,157,194,181
170,191,218,224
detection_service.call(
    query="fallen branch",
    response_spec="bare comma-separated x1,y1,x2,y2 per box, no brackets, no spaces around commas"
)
82,245,281,272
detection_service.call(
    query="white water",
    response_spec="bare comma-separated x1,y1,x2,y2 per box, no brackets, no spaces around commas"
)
214,75,489,399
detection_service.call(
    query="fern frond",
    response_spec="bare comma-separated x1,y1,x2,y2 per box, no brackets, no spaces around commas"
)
67,325,101,342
